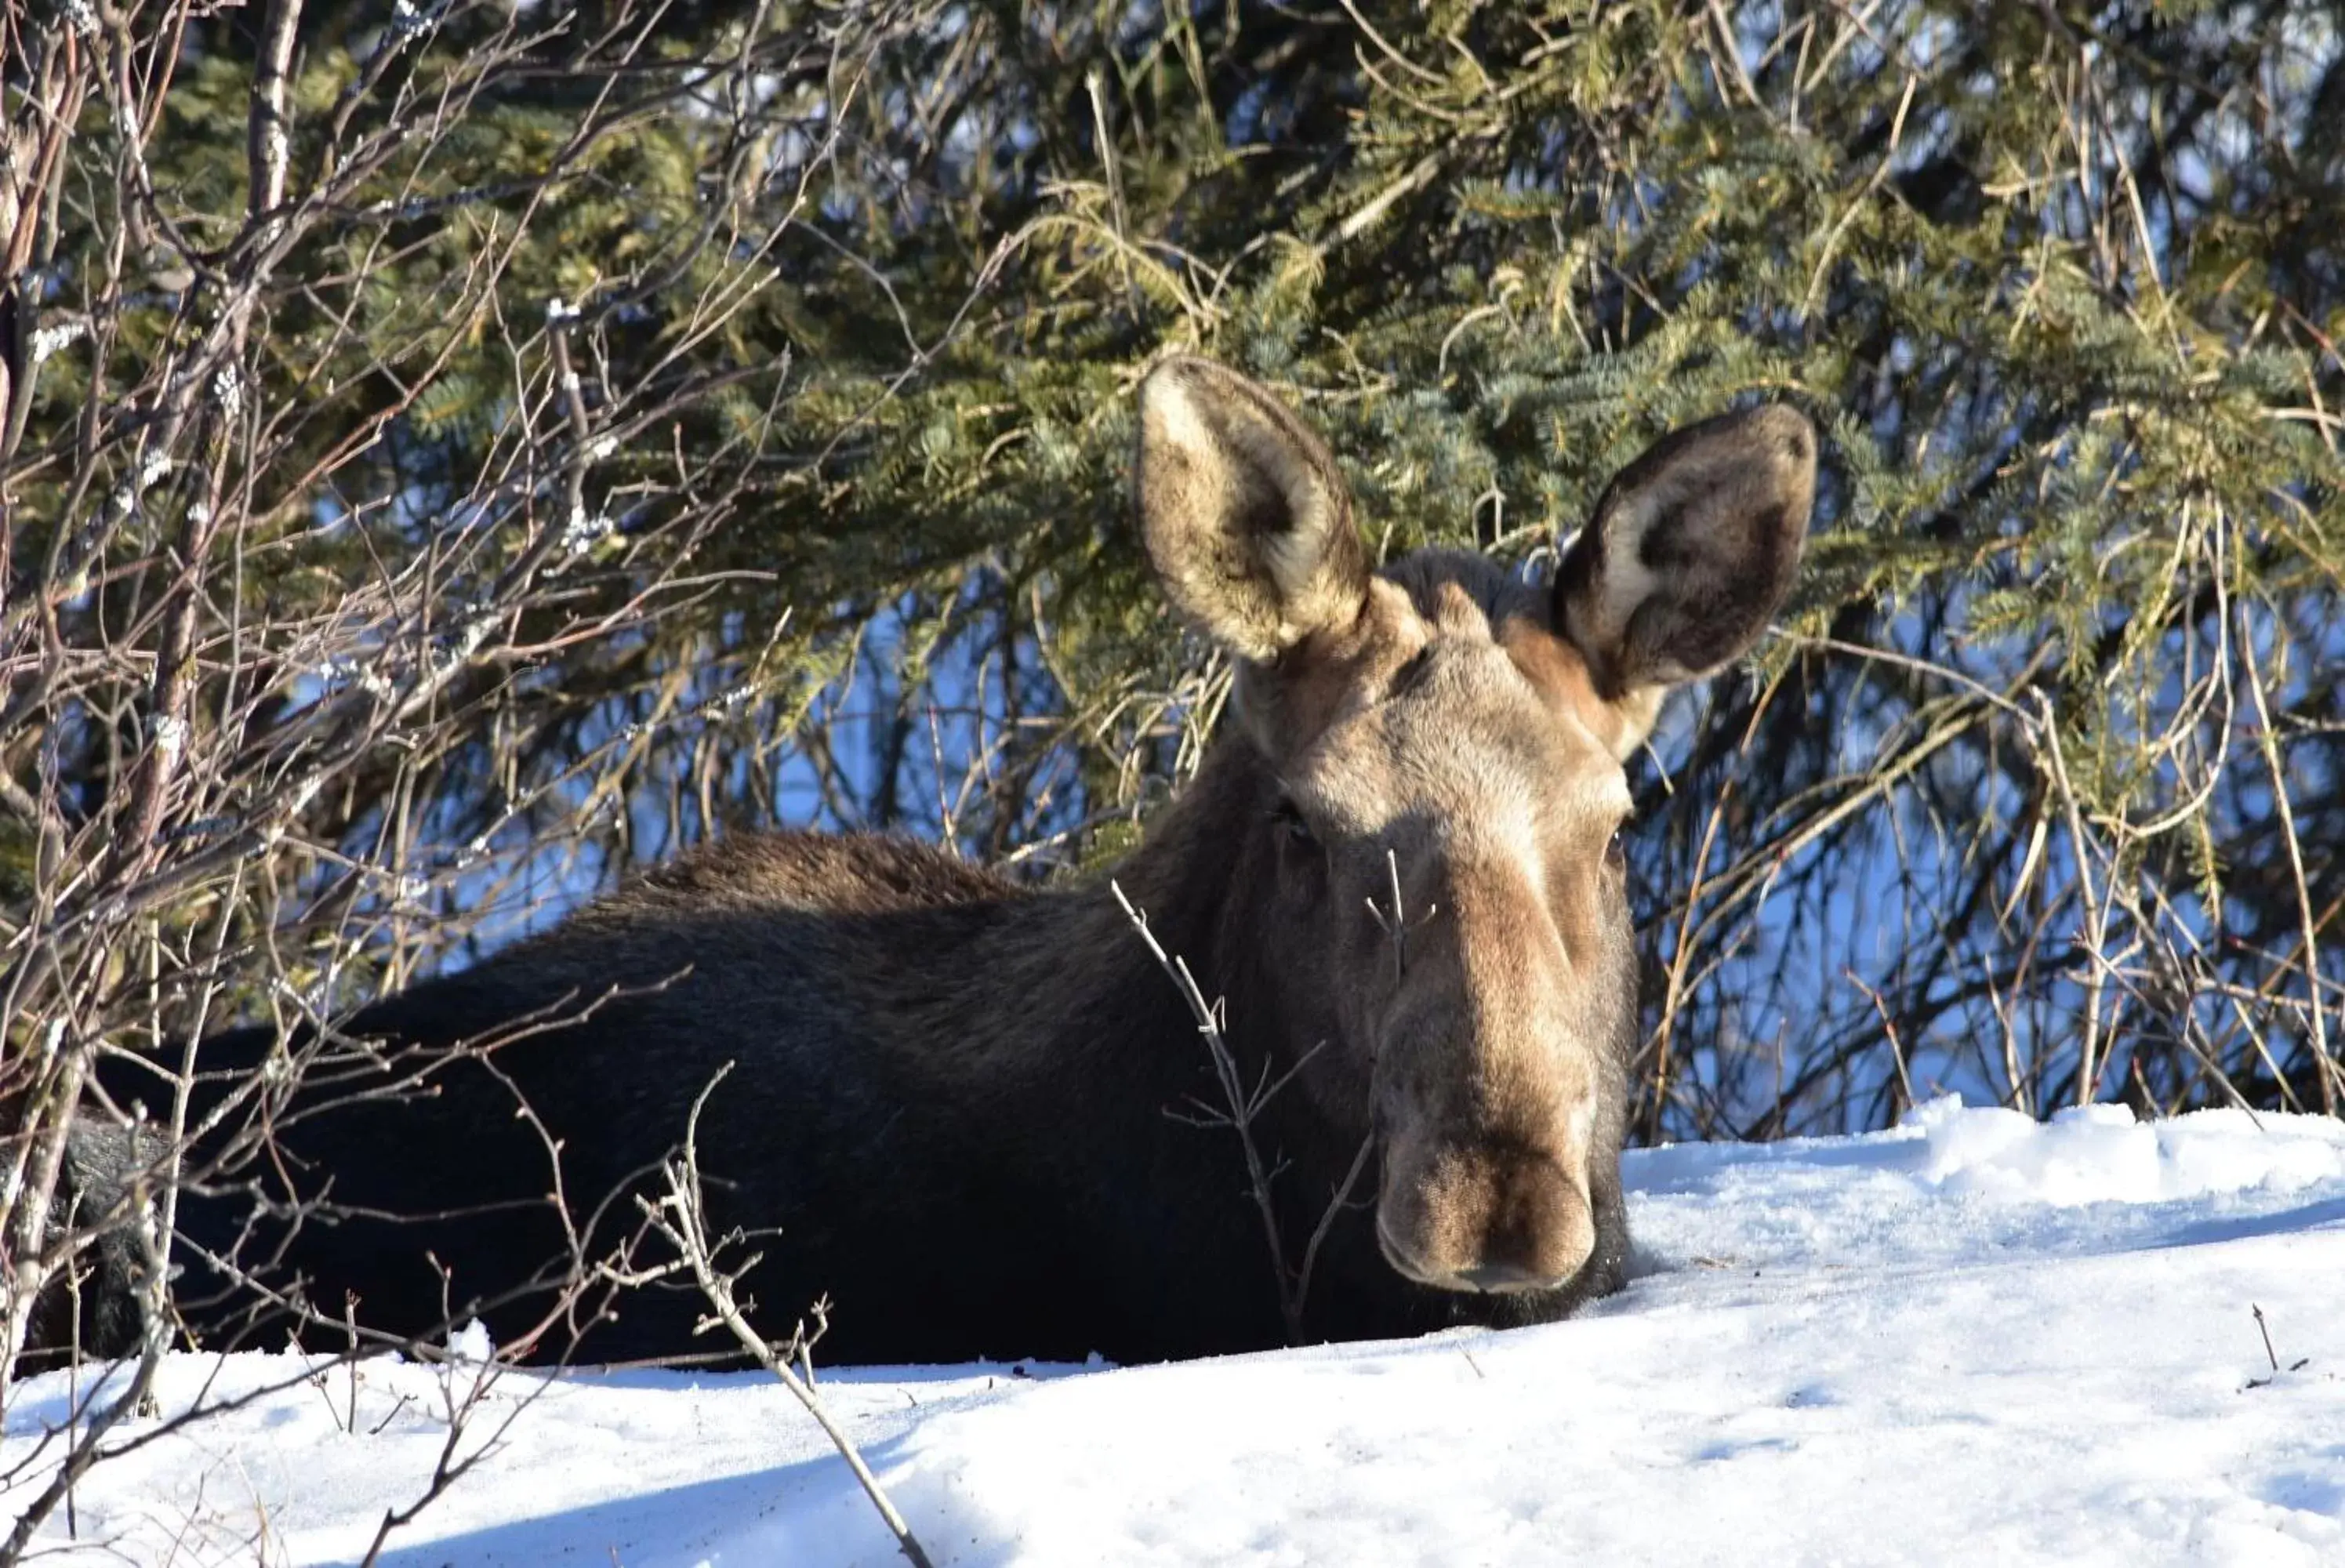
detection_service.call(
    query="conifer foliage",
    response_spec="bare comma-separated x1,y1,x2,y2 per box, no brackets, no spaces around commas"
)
1,0,2341,1407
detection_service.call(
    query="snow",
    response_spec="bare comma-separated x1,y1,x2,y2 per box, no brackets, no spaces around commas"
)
9,1097,2345,1566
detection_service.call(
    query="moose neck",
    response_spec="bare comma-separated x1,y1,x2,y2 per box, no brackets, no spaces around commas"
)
1049,736,1316,1110
949,736,1372,1315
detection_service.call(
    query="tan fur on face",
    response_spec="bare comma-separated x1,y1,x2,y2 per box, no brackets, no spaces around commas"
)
1136,364,1815,1300
1240,550,1635,1292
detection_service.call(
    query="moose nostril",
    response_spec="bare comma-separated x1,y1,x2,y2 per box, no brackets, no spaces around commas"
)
1380,1145,1598,1295
1455,1260,1555,1294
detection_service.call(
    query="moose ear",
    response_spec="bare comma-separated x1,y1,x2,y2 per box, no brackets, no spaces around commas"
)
1554,405,1816,703
1135,357,1371,662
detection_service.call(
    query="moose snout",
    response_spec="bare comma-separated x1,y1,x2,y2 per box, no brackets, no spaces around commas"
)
1376,1138,1596,1294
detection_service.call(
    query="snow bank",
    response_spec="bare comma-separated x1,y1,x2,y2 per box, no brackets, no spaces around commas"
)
8,1100,2343,1566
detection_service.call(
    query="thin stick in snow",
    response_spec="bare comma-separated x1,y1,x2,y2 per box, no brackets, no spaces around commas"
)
639,1066,936,1568
1112,882,1376,1346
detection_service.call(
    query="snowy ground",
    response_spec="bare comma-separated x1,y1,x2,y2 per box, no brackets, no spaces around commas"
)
9,1097,2345,1566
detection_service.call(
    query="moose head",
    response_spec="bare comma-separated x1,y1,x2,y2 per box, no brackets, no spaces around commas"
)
1136,357,1814,1298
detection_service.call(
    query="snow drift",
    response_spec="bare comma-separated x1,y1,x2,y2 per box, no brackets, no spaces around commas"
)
8,1098,2343,1566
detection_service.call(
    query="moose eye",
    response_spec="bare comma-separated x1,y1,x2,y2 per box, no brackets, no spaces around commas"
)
1272,797,1319,851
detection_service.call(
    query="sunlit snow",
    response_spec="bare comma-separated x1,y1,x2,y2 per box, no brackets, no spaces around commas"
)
8,1098,2343,1566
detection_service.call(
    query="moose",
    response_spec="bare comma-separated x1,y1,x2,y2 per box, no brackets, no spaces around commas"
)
69,358,1813,1368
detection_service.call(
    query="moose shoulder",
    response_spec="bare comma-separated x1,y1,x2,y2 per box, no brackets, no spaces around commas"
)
117,360,1814,1367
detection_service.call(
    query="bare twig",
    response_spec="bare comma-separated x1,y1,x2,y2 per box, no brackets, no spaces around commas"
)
638,1066,936,1568
1113,881,1377,1345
